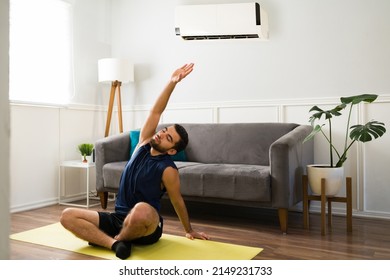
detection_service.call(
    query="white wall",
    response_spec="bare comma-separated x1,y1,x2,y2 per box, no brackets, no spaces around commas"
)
111,0,390,106
9,0,390,220
1,0,10,259
9,103,107,212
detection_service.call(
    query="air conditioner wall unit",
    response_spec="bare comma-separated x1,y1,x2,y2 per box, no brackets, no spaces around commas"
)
175,2,269,40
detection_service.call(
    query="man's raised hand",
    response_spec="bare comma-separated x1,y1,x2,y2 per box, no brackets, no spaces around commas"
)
171,63,194,83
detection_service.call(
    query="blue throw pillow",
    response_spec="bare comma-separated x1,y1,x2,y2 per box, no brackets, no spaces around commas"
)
171,150,187,162
129,129,140,156
129,129,187,161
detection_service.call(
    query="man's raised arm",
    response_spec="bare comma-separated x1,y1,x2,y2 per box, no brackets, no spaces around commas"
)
138,63,194,145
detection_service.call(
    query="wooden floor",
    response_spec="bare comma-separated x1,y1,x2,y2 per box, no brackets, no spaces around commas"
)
10,200,390,260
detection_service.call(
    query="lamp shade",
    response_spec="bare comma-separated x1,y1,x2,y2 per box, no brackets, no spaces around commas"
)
98,58,134,83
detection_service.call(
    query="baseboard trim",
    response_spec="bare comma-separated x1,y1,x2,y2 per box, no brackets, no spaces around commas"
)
10,198,58,214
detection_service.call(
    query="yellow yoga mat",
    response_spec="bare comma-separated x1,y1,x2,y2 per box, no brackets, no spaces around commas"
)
10,223,262,260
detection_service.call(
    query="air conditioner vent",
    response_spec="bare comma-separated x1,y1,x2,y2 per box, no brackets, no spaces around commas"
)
182,34,260,40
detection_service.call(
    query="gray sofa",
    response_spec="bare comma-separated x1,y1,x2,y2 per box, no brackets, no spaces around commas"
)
95,123,313,233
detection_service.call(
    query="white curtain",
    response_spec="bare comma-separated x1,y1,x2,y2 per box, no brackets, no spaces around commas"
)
9,0,74,105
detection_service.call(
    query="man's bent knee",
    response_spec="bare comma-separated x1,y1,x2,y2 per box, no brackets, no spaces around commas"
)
60,208,74,228
131,203,159,221
60,208,99,229
123,203,159,233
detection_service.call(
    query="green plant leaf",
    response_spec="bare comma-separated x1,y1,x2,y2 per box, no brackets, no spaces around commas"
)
303,124,323,143
308,104,346,123
341,94,378,105
349,121,386,142
78,143,94,156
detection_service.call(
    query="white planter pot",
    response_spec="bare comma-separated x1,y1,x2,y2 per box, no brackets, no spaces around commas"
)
81,155,93,163
307,164,344,196
86,155,93,163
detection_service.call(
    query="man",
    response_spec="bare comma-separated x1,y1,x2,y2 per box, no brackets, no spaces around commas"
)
60,63,209,259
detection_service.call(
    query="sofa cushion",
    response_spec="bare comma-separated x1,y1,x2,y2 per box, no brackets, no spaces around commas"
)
175,162,271,202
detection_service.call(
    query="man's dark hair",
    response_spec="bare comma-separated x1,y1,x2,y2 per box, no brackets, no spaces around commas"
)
173,124,189,152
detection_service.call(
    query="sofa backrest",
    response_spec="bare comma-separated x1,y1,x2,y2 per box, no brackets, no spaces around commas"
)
159,123,299,165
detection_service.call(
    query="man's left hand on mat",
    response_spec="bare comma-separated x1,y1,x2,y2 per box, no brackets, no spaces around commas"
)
186,231,210,240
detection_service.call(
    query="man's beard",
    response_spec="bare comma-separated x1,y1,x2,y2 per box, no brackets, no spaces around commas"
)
150,138,169,154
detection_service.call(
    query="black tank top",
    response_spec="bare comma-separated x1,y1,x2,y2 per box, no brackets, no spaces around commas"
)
115,143,177,216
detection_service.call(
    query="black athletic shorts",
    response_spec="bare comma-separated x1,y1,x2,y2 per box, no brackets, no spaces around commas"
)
97,212,163,245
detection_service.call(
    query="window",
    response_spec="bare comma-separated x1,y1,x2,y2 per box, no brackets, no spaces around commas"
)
9,0,74,105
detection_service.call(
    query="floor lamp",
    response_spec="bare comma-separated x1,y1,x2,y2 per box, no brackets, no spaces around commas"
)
98,58,134,137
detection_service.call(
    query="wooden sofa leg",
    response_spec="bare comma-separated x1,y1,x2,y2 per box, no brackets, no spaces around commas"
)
278,208,288,234
98,192,108,209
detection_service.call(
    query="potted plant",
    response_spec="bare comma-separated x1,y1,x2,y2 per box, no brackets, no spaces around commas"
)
304,94,386,196
78,143,94,163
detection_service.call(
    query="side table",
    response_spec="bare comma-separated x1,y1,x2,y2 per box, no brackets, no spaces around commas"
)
59,160,100,208
302,175,352,235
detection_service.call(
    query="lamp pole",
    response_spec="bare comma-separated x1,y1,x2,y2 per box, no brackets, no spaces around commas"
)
105,80,123,137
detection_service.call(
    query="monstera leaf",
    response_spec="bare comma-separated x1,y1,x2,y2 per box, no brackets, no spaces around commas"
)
341,94,378,105
350,121,386,142
308,104,346,124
